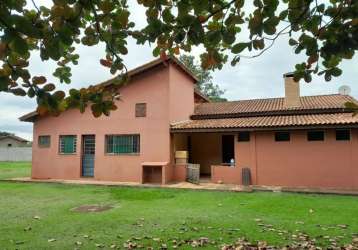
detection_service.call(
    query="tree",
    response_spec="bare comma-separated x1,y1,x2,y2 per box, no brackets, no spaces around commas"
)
0,131,14,136
0,0,357,116
180,55,226,102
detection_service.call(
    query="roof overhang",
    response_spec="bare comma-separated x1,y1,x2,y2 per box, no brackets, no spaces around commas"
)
171,124,358,133
171,112,358,133
19,111,38,122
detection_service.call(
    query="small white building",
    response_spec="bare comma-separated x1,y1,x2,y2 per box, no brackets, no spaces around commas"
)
0,134,30,148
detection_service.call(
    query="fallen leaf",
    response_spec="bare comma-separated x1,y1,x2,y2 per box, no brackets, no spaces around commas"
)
48,238,56,243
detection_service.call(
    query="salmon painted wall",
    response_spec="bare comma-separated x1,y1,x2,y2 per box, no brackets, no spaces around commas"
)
168,64,195,123
167,64,195,180
236,129,358,189
32,62,195,182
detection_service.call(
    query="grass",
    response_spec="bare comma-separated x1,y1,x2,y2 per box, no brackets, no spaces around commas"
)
0,162,357,249
0,161,31,180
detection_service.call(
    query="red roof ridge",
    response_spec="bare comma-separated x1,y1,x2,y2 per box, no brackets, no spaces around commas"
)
196,93,355,106
192,94,357,119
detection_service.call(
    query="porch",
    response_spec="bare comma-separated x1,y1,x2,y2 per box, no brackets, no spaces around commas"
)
172,132,245,185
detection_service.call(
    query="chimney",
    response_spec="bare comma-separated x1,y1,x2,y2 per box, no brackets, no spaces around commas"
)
283,72,301,108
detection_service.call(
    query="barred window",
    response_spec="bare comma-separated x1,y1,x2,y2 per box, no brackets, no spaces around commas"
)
38,135,50,148
106,135,140,154
59,135,77,154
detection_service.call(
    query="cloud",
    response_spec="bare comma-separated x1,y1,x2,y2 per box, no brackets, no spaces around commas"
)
1,1,358,141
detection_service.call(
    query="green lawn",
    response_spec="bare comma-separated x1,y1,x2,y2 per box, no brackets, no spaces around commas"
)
0,161,31,180
0,162,357,249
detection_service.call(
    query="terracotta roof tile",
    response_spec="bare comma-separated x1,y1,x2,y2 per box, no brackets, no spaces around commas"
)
193,94,356,117
171,113,358,131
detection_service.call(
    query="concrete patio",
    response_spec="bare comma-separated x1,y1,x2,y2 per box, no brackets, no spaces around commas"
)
8,177,251,192
5,177,358,195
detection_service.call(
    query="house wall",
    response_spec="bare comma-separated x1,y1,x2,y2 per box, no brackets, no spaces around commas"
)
168,63,195,123
32,63,195,182
234,129,358,189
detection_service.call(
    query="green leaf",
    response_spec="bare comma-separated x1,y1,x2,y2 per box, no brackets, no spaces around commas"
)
0,77,10,91
27,88,35,98
10,35,28,55
98,0,114,14
263,22,276,35
331,67,342,77
253,39,265,50
303,73,312,83
324,72,332,81
162,8,174,23
32,76,47,85
231,43,248,54
207,30,222,46
279,10,288,20
289,38,298,46
43,83,56,92
117,9,130,27
254,0,263,8
46,37,62,60
91,103,102,117
11,88,27,96
53,90,65,100
12,15,42,38
231,56,241,66
222,30,236,45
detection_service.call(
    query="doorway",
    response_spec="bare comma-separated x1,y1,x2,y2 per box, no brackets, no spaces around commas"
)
81,135,95,177
222,135,235,164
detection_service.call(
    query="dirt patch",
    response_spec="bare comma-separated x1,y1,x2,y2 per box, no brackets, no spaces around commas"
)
71,205,114,213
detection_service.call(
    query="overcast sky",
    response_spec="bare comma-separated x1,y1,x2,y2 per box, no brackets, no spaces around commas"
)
1,1,357,140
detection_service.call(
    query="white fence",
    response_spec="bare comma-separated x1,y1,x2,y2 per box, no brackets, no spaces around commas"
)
0,147,32,161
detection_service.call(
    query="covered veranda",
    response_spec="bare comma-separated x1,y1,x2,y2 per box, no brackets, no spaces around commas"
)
171,132,240,184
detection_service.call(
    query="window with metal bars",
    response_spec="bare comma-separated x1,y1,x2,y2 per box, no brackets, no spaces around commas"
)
105,134,140,154
59,135,77,154
38,135,50,148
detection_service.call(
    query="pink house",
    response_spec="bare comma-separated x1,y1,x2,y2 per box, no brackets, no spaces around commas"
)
20,57,358,190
